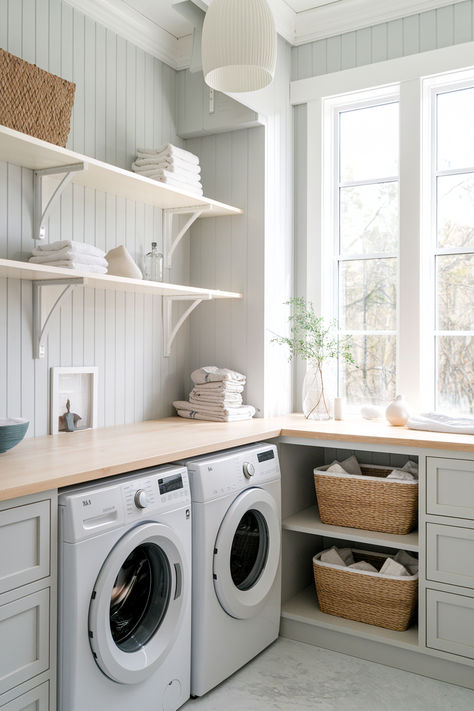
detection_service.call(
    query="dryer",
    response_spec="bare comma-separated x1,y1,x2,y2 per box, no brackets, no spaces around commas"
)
180,443,281,696
58,465,191,711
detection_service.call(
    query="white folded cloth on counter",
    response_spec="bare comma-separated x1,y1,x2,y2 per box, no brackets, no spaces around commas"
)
31,239,105,258
173,400,255,417
192,382,245,395
189,393,243,407
191,366,246,385
407,411,474,435
137,144,200,165
176,409,253,423
28,260,107,274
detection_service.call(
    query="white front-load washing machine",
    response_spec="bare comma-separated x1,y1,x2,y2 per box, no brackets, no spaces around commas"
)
58,465,191,711
180,443,281,696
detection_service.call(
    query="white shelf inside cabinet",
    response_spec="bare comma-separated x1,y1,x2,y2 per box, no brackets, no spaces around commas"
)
0,259,242,358
282,586,419,651
0,124,242,217
283,507,419,552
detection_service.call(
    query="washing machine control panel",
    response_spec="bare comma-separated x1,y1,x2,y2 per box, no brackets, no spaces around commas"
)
134,489,148,508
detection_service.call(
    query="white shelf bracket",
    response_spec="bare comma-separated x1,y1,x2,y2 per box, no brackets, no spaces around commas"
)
163,205,210,270
32,278,85,358
163,294,212,357
33,162,87,240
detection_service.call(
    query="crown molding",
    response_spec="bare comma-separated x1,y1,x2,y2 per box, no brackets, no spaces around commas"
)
64,0,192,69
294,0,459,45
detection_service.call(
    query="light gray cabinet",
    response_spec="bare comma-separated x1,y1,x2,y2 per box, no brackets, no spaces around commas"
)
426,523,474,589
0,493,56,711
426,589,474,660
426,457,474,520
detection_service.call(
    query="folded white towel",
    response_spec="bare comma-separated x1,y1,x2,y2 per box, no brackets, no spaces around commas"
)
137,144,199,166
132,165,203,188
176,409,253,422
28,260,107,274
189,393,243,407
191,366,246,385
30,251,108,267
192,382,244,394
133,157,201,176
145,174,204,196
407,412,474,435
31,240,105,258
173,400,255,417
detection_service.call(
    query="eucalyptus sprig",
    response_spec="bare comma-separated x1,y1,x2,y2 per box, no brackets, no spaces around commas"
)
272,297,355,368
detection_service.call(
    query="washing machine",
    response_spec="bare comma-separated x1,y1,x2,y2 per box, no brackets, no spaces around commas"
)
180,442,281,696
58,465,191,711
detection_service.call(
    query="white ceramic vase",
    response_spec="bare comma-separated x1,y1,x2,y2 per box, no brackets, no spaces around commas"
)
385,394,410,426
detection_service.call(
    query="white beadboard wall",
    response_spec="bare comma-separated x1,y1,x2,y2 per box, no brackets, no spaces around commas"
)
292,0,474,408
185,128,266,416
0,0,190,436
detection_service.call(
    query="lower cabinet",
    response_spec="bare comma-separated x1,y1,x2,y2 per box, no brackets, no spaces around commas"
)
426,589,474,660
0,682,49,711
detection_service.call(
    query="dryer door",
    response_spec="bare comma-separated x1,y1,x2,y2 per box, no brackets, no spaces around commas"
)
213,487,280,620
88,521,186,685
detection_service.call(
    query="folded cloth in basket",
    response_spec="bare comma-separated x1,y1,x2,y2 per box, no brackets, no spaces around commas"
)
318,546,418,577
387,460,418,481
407,411,474,435
176,409,253,423
31,240,105,258
191,366,246,385
320,546,355,567
326,455,362,476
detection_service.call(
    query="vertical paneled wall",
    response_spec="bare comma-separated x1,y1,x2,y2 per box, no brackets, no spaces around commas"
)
185,128,266,414
291,0,474,409
0,0,189,436
292,0,474,80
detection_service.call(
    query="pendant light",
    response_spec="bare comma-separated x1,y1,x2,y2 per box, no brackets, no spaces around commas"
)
201,0,277,93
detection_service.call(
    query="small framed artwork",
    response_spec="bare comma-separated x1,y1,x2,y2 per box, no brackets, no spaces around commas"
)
50,367,98,435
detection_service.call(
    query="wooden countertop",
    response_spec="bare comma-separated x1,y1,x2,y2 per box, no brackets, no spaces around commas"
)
0,414,472,502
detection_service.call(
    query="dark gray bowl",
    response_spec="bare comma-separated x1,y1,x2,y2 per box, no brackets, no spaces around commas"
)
0,418,29,453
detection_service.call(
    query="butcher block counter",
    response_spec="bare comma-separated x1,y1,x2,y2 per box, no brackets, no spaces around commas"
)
0,413,473,502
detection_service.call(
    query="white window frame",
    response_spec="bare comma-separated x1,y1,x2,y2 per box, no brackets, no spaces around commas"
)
296,41,474,411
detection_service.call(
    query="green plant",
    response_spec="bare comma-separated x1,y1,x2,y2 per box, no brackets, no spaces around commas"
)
272,297,355,368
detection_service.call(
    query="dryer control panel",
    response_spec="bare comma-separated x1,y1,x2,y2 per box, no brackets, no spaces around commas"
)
59,465,190,543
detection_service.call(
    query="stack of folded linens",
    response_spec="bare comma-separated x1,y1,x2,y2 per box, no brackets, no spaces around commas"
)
132,144,203,196
173,366,255,422
29,240,107,274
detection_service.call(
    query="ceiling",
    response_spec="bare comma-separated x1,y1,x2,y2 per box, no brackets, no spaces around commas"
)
65,1,460,69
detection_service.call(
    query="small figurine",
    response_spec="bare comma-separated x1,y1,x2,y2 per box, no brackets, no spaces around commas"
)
59,399,82,432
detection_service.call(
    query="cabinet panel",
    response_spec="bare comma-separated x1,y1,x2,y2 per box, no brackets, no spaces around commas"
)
0,502,50,594
426,458,474,520
0,590,50,695
427,523,474,588
426,589,474,660
0,682,49,710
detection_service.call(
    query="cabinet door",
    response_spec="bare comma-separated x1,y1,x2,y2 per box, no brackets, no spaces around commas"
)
426,458,474,520
0,590,50,695
427,523,474,588
0,682,49,710
426,589,474,660
0,502,50,594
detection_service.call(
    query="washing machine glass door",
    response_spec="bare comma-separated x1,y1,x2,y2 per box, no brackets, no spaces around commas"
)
89,521,186,685
213,487,280,620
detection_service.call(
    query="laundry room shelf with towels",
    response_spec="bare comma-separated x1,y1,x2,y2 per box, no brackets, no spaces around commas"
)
0,124,242,216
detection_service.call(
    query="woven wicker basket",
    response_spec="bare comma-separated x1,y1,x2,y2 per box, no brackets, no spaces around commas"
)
313,549,418,631
314,462,418,535
0,49,75,147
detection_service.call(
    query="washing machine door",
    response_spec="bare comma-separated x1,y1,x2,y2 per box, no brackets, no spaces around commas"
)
88,521,186,685
213,487,280,620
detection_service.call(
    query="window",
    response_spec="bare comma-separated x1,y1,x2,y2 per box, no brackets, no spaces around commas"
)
431,84,474,413
335,99,399,405
314,61,474,414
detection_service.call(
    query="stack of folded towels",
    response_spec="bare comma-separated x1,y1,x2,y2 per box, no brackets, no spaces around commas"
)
173,366,256,422
325,455,418,481
29,240,107,274
132,144,203,196
319,545,419,577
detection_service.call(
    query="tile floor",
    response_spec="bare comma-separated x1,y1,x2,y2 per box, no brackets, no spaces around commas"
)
182,637,474,711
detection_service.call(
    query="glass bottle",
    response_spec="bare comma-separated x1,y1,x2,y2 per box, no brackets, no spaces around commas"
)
144,242,164,282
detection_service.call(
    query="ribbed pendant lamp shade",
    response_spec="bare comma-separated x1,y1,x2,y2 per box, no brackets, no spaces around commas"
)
202,0,277,93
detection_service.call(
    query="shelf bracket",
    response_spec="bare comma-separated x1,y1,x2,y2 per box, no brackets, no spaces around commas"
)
33,162,88,240
163,294,211,357
32,278,85,358
163,205,210,270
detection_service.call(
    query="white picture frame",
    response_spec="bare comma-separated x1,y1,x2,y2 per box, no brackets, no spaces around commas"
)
50,367,98,435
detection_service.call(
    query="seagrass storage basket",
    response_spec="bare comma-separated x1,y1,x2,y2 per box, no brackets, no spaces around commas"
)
313,549,418,631
0,48,75,146
313,462,418,534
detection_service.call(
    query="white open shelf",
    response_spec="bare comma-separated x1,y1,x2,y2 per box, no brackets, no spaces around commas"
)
282,586,419,651
0,124,242,217
283,507,419,552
